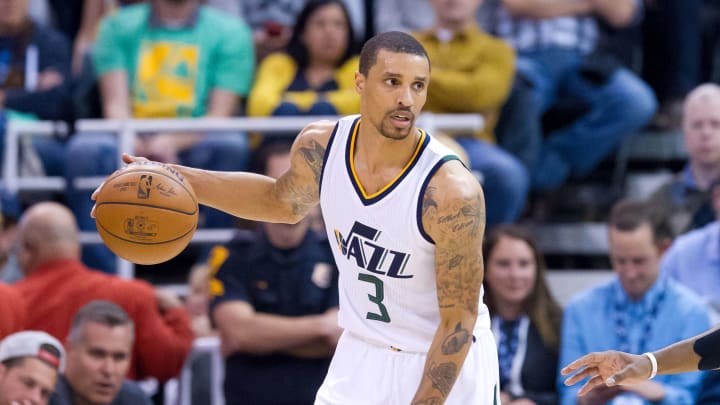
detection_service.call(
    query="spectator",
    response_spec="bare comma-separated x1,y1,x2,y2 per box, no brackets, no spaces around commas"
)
50,301,151,405
642,0,704,130
413,0,529,225
13,201,194,382
483,224,562,405
559,199,709,405
484,0,657,189
374,0,434,34
186,263,214,338
206,0,366,59
210,141,342,405
0,282,25,340
0,330,65,405
247,0,360,119
0,0,72,177
660,180,720,319
648,83,720,237
64,0,254,273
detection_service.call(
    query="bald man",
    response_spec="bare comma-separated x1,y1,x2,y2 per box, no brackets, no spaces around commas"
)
13,202,194,382
648,83,720,236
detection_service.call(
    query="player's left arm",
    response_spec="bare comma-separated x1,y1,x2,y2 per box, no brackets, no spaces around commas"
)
411,160,486,405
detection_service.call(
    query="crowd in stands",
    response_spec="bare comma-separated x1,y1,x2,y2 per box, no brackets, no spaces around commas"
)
1,0,720,404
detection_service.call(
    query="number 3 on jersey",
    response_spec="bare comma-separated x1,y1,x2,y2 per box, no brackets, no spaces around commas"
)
358,274,391,323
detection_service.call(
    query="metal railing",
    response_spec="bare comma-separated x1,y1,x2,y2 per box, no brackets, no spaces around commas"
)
3,114,484,278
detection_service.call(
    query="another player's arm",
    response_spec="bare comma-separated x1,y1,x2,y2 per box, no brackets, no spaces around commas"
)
411,161,486,405
113,121,334,224
563,326,720,395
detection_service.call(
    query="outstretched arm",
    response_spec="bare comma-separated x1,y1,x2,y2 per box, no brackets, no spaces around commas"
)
411,161,486,404
562,326,720,396
101,120,335,224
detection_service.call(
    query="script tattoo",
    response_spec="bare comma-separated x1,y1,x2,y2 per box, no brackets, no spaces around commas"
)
435,191,485,313
427,362,457,397
441,322,472,355
298,139,325,183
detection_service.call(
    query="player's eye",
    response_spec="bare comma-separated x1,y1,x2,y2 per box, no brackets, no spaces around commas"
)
414,82,425,90
385,78,399,86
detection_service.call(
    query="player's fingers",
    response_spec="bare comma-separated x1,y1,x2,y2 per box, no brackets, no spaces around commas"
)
562,353,597,375
578,375,605,396
564,366,598,386
90,204,96,219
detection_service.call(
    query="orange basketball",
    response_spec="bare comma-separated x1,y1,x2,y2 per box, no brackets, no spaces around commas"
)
94,162,199,265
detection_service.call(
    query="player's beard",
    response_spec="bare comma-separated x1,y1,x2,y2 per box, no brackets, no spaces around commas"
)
377,109,415,140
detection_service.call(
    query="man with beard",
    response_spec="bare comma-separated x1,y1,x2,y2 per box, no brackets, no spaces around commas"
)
104,30,497,404
50,301,151,405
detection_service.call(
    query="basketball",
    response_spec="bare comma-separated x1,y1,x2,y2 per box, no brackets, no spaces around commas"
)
93,161,199,265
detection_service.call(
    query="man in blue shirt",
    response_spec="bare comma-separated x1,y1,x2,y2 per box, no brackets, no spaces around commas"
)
559,199,709,405
660,179,720,319
648,83,720,237
209,142,342,405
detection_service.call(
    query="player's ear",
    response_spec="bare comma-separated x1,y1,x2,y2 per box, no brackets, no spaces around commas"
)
355,71,365,94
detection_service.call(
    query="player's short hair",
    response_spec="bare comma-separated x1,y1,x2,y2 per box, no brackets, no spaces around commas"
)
609,199,672,246
68,300,135,343
359,31,429,76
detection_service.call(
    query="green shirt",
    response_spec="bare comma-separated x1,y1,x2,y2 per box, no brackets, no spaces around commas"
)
93,4,254,118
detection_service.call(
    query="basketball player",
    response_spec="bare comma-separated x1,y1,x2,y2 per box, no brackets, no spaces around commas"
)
95,31,498,404
562,326,720,396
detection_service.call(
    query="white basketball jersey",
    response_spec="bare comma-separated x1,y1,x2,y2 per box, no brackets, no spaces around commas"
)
319,115,491,353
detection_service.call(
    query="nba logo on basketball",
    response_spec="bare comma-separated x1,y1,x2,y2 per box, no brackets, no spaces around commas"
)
137,175,152,199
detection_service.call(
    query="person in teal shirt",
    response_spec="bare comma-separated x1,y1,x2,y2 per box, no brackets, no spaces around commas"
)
65,0,255,273
559,199,710,405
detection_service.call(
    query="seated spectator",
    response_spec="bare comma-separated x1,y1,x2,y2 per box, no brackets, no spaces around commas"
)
559,199,709,405
0,0,72,177
660,180,720,318
484,0,657,189
50,300,151,405
210,141,342,405
648,83,720,236
65,0,254,272
186,263,214,338
247,0,360,119
374,0,434,34
483,224,562,405
0,282,25,339
413,0,529,225
0,330,65,405
13,201,194,382
206,0,365,60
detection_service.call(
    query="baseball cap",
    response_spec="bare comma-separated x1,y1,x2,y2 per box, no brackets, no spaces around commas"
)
0,331,65,372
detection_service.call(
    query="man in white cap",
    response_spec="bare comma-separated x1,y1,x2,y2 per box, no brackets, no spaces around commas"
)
0,330,65,405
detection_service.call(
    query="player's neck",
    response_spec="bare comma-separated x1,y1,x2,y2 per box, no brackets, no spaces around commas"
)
355,123,421,172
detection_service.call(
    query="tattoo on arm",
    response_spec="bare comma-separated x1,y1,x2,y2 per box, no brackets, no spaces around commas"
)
422,186,438,216
411,397,443,405
298,140,326,183
441,322,472,355
427,362,457,397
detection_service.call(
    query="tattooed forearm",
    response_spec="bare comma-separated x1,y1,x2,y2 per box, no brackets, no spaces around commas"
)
441,323,471,355
298,140,326,183
411,397,443,405
428,362,457,397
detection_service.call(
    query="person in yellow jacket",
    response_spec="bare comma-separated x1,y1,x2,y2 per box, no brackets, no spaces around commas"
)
412,0,529,226
248,0,360,118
